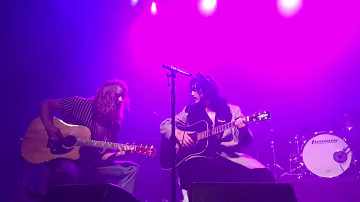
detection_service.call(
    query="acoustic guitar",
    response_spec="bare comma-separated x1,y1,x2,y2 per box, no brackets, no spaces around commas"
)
21,117,156,164
159,111,271,170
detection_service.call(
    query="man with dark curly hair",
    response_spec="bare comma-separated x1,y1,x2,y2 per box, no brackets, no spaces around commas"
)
15,79,139,202
160,74,274,201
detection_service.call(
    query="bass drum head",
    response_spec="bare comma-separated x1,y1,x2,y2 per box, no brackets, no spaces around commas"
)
302,133,352,178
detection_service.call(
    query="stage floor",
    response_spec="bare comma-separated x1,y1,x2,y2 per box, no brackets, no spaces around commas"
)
277,177,360,202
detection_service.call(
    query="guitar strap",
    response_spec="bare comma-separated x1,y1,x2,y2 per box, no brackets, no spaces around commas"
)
186,104,212,127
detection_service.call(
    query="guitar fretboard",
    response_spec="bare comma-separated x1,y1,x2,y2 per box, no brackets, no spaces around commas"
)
194,114,262,140
197,121,237,140
76,139,135,150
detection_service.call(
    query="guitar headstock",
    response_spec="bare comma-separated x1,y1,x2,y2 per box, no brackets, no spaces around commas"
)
247,111,271,123
134,144,156,157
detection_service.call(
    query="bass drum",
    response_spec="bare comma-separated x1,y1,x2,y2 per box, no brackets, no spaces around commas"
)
302,131,353,178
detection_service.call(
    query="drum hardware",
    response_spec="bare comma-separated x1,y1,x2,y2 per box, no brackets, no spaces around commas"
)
279,163,305,178
354,159,360,178
265,129,286,178
269,139,286,178
280,113,360,179
280,134,306,178
343,148,360,178
301,132,353,178
342,119,360,178
267,139,287,178
267,126,360,179
343,113,355,131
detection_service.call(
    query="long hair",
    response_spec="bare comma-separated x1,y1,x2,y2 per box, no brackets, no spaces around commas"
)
189,73,227,111
93,79,130,123
187,73,231,127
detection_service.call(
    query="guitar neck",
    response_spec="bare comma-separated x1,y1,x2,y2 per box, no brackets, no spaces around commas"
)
197,116,251,140
76,139,133,150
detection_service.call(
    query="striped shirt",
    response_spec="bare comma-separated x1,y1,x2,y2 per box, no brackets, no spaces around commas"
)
58,96,94,133
58,96,121,142
58,96,119,163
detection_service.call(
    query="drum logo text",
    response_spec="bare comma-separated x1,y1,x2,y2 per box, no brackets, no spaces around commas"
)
312,139,338,144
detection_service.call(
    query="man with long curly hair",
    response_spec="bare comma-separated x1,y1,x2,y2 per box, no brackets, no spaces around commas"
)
16,79,139,202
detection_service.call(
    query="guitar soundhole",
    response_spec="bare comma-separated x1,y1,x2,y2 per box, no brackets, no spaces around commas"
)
63,135,77,148
49,135,76,155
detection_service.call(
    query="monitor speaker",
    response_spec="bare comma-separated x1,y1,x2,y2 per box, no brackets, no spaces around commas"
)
44,183,140,202
191,182,298,202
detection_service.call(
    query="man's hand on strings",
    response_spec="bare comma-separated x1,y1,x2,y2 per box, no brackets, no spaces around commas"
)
115,144,133,157
235,116,247,129
175,129,195,148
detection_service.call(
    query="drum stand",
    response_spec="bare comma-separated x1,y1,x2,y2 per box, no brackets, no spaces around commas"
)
280,134,305,178
342,122,360,179
268,139,286,178
349,150,360,178
355,159,360,178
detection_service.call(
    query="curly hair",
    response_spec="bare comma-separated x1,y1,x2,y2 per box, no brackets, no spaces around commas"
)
189,73,227,111
190,73,219,101
93,79,130,122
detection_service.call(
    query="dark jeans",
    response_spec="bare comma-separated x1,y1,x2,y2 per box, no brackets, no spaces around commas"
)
47,158,138,191
178,156,275,191
13,158,138,202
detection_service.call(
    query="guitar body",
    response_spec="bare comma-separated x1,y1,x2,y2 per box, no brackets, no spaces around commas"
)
160,110,271,170
21,117,91,164
160,120,218,170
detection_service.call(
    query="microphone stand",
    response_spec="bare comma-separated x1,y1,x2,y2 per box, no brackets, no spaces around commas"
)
162,64,193,202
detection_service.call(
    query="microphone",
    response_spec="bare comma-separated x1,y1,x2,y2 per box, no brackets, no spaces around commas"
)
162,64,193,77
